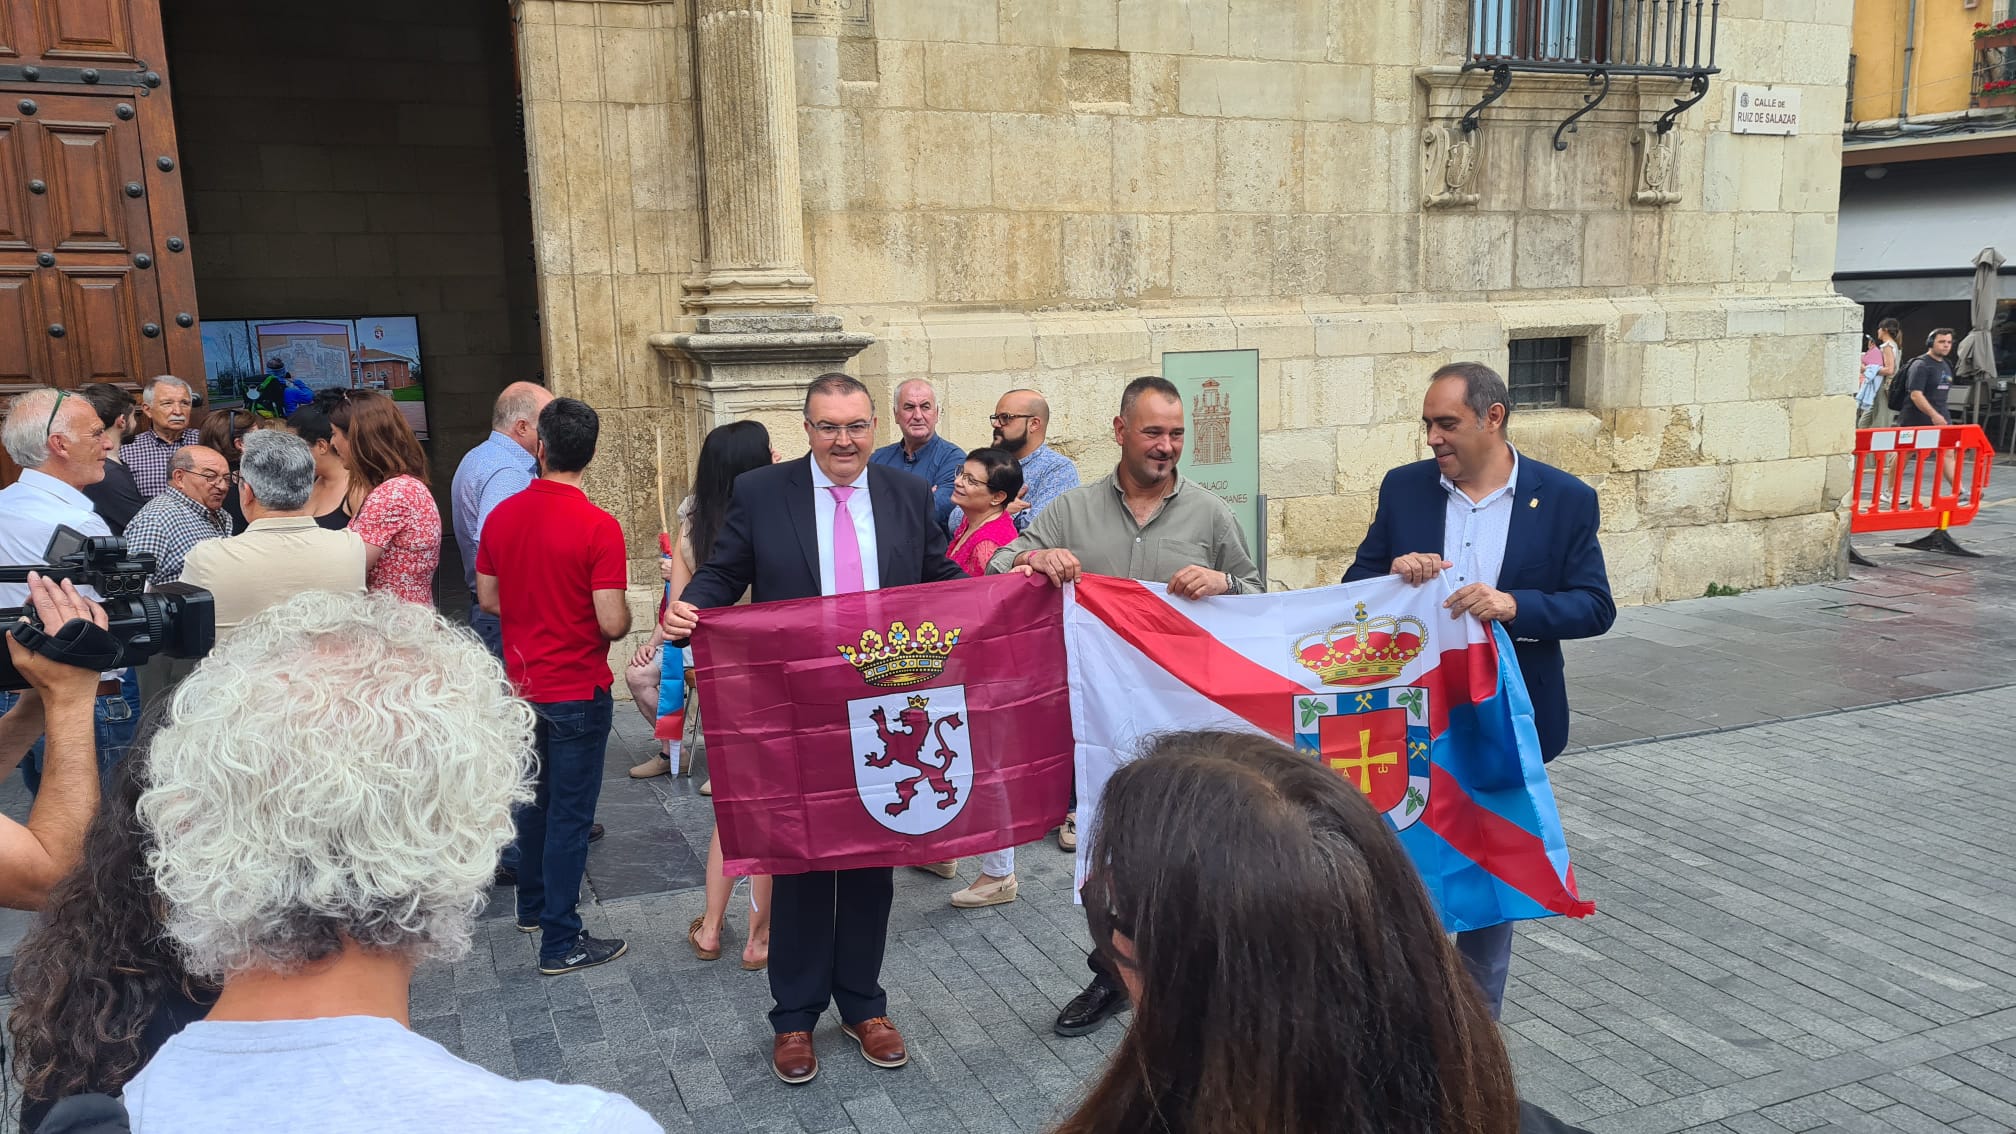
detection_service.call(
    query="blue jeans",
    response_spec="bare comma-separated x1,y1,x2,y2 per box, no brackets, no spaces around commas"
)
517,689,612,961
0,669,139,794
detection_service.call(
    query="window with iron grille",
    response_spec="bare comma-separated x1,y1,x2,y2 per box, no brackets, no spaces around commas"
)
1507,337,1577,409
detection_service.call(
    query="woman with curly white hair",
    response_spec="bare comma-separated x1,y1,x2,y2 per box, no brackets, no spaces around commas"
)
119,591,661,1133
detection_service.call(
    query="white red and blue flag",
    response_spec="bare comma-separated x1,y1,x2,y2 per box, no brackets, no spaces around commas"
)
1067,573,1594,932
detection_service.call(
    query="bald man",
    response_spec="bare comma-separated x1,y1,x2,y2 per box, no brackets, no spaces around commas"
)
451,381,556,655
868,379,964,529
991,388,1079,530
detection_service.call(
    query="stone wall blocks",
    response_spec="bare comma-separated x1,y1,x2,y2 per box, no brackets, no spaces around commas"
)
1606,407,1666,472
1618,310,1666,344
1216,120,1303,213
924,312,1041,374
1421,211,1514,293
1227,0,1331,61
1591,471,1640,533
1761,511,1846,587
1332,423,1425,496
1284,352,1375,427
1112,118,1219,213
1312,310,1414,358
1231,309,1317,359
1298,62,1375,122
989,113,1113,211
1117,0,1231,54
926,44,1065,113
1692,337,1752,403
1640,341,1700,406
876,0,1001,44
1264,426,1343,496
1032,313,1154,369
1731,213,1796,285
1512,409,1608,477
1788,395,1856,459
1278,493,1373,556
1168,214,1275,299
1656,522,1769,599
1729,457,1829,521
806,212,931,305
1700,400,1792,463
999,0,1120,49
1176,56,1300,118
1598,528,1660,606
1746,334,1824,400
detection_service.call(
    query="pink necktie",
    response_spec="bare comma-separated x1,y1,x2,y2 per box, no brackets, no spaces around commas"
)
828,485,864,593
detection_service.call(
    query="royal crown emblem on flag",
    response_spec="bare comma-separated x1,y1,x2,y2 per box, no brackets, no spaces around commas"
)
843,620,974,835
837,620,961,687
1293,602,1427,686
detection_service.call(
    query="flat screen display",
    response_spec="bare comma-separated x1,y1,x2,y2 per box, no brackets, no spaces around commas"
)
198,315,428,440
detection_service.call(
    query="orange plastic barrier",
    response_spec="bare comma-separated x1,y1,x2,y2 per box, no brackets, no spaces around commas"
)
1849,424,1995,535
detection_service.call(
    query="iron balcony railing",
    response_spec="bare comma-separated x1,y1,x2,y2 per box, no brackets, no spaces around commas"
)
1459,0,1721,146
1468,0,1720,76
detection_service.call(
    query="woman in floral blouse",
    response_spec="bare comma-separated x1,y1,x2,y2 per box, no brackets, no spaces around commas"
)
329,391,440,605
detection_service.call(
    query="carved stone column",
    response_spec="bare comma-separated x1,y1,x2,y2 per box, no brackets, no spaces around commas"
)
685,0,817,313
657,0,871,463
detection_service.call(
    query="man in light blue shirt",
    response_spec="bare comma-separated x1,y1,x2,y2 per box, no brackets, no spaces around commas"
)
868,379,964,530
990,388,1080,529
449,382,553,655
0,387,136,790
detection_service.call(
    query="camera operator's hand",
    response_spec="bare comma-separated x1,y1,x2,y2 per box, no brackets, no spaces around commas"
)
0,572,109,910
7,573,108,701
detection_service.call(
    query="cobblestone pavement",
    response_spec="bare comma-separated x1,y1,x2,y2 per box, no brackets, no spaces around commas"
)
398,683,2016,1134
4,480,2015,1133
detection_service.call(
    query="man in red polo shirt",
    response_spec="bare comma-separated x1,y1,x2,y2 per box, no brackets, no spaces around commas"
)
475,396,632,976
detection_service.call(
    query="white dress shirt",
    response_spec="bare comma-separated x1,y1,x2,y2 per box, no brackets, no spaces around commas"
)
0,469,112,611
809,458,880,595
1442,447,1520,589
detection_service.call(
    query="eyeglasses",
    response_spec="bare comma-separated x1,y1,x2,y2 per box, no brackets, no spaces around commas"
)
179,467,238,485
42,390,67,438
807,420,873,440
988,413,1034,426
954,471,986,488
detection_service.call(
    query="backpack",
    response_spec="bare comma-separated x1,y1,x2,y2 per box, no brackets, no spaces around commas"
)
1887,355,1923,413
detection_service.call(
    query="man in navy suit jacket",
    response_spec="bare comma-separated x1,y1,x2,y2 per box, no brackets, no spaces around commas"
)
1343,361,1614,1017
662,374,964,1087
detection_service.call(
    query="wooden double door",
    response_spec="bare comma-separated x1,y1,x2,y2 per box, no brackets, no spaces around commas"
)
0,0,197,481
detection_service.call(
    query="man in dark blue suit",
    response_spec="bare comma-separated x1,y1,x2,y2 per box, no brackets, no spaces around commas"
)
1343,361,1614,1017
661,373,965,1086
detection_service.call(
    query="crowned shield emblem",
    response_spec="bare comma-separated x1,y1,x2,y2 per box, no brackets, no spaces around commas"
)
848,685,974,835
1293,686,1431,831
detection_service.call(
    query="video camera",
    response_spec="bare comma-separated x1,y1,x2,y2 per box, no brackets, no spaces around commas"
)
0,527,214,693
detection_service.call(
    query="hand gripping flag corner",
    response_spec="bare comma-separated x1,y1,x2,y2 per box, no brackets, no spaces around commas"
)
1067,573,1593,932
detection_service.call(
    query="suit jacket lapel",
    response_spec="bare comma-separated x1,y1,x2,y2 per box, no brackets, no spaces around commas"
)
1500,456,1545,584
782,457,822,587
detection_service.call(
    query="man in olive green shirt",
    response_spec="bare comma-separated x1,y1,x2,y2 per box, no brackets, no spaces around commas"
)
984,379,1260,593
983,375,1259,1040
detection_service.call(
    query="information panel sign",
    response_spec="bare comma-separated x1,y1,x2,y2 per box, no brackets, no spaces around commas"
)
1163,348,1261,550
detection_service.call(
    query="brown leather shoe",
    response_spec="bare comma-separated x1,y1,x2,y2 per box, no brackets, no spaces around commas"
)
772,1031,817,1084
841,1016,909,1068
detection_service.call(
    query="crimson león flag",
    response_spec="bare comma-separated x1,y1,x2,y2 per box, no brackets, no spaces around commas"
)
692,573,1073,876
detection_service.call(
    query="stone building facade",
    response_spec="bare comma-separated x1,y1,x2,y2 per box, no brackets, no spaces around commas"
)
513,0,1859,605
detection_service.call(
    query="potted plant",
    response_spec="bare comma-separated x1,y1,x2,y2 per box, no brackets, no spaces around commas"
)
1982,78,2016,107
1975,19,2016,50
